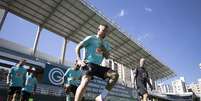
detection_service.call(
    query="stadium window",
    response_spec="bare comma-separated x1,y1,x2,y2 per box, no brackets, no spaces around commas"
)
37,29,63,58
65,41,77,66
0,12,37,48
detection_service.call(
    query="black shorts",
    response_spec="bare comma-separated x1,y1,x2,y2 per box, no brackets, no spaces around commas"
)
21,91,31,101
65,85,78,95
137,80,147,97
8,86,22,95
81,63,111,79
137,87,148,97
65,85,85,101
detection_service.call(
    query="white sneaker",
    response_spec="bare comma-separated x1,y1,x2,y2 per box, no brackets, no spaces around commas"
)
95,95,105,101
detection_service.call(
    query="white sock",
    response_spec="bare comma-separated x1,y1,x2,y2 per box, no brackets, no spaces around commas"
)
99,88,109,99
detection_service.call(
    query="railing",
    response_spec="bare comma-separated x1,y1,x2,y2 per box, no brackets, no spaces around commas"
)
0,38,73,66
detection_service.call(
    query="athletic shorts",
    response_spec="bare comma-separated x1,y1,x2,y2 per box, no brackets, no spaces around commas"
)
21,91,31,101
137,80,148,97
8,86,22,95
65,85,78,95
81,63,112,80
137,87,148,97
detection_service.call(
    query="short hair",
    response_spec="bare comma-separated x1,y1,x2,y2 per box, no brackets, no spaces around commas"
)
100,24,109,29
19,59,26,63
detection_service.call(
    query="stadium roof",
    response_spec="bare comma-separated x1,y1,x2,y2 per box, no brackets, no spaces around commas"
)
0,0,175,80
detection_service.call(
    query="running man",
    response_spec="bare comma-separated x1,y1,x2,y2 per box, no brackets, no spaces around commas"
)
134,58,153,101
7,60,27,101
74,24,119,101
20,67,38,101
63,61,82,101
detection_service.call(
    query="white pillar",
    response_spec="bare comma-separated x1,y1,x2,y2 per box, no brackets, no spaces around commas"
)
33,25,42,56
131,69,135,88
60,37,68,64
122,64,126,83
0,8,8,30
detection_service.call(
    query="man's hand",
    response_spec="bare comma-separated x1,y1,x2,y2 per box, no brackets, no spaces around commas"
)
103,51,110,59
64,84,71,93
133,81,137,89
134,85,137,89
76,59,86,67
32,92,36,96
150,86,153,91
6,81,10,88
72,77,80,80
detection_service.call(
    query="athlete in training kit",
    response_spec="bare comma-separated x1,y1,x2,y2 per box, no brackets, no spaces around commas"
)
20,67,38,101
134,58,153,101
63,61,83,101
7,60,27,101
74,24,119,101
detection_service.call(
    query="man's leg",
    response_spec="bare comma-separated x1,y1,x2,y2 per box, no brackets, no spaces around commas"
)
12,93,17,101
140,96,143,101
142,93,148,101
19,93,24,101
66,93,71,101
12,89,21,101
20,91,28,101
7,95,13,101
137,91,142,101
7,87,14,101
96,70,119,101
74,75,91,101
65,85,72,101
12,93,21,101
105,70,119,90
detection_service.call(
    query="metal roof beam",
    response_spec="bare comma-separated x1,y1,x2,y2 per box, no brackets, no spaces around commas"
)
115,48,142,61
111,40,130,52
40,0,64,26
67,13,96,39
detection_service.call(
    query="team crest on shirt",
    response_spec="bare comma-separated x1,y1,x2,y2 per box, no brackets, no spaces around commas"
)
28,79,32,84
16,72,21,77
96,48,104,54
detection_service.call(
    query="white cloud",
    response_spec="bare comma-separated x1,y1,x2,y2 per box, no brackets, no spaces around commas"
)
145,7,153,12
118,9,125,17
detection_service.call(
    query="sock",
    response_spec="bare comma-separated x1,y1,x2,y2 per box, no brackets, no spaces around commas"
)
99,88,109,99
66,94,71,101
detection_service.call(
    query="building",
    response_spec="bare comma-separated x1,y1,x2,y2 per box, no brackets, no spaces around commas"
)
157,83,173,93
172,77,187,94
187,79,201,95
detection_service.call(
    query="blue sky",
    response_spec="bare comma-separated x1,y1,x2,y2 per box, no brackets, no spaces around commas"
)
87,0,201,83
0,0,201,84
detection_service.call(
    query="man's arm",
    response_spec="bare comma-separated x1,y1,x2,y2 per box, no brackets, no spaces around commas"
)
134,68,138,89
76,43,87,67
7,69,12,85
102,41,111,59
146,72,153,90
103,51,110,59
76,43,84,61
63,76,67,87
32,79,37,95
33,83,37,94
75,36,91,66
23,70,27,87
63,69,70,86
